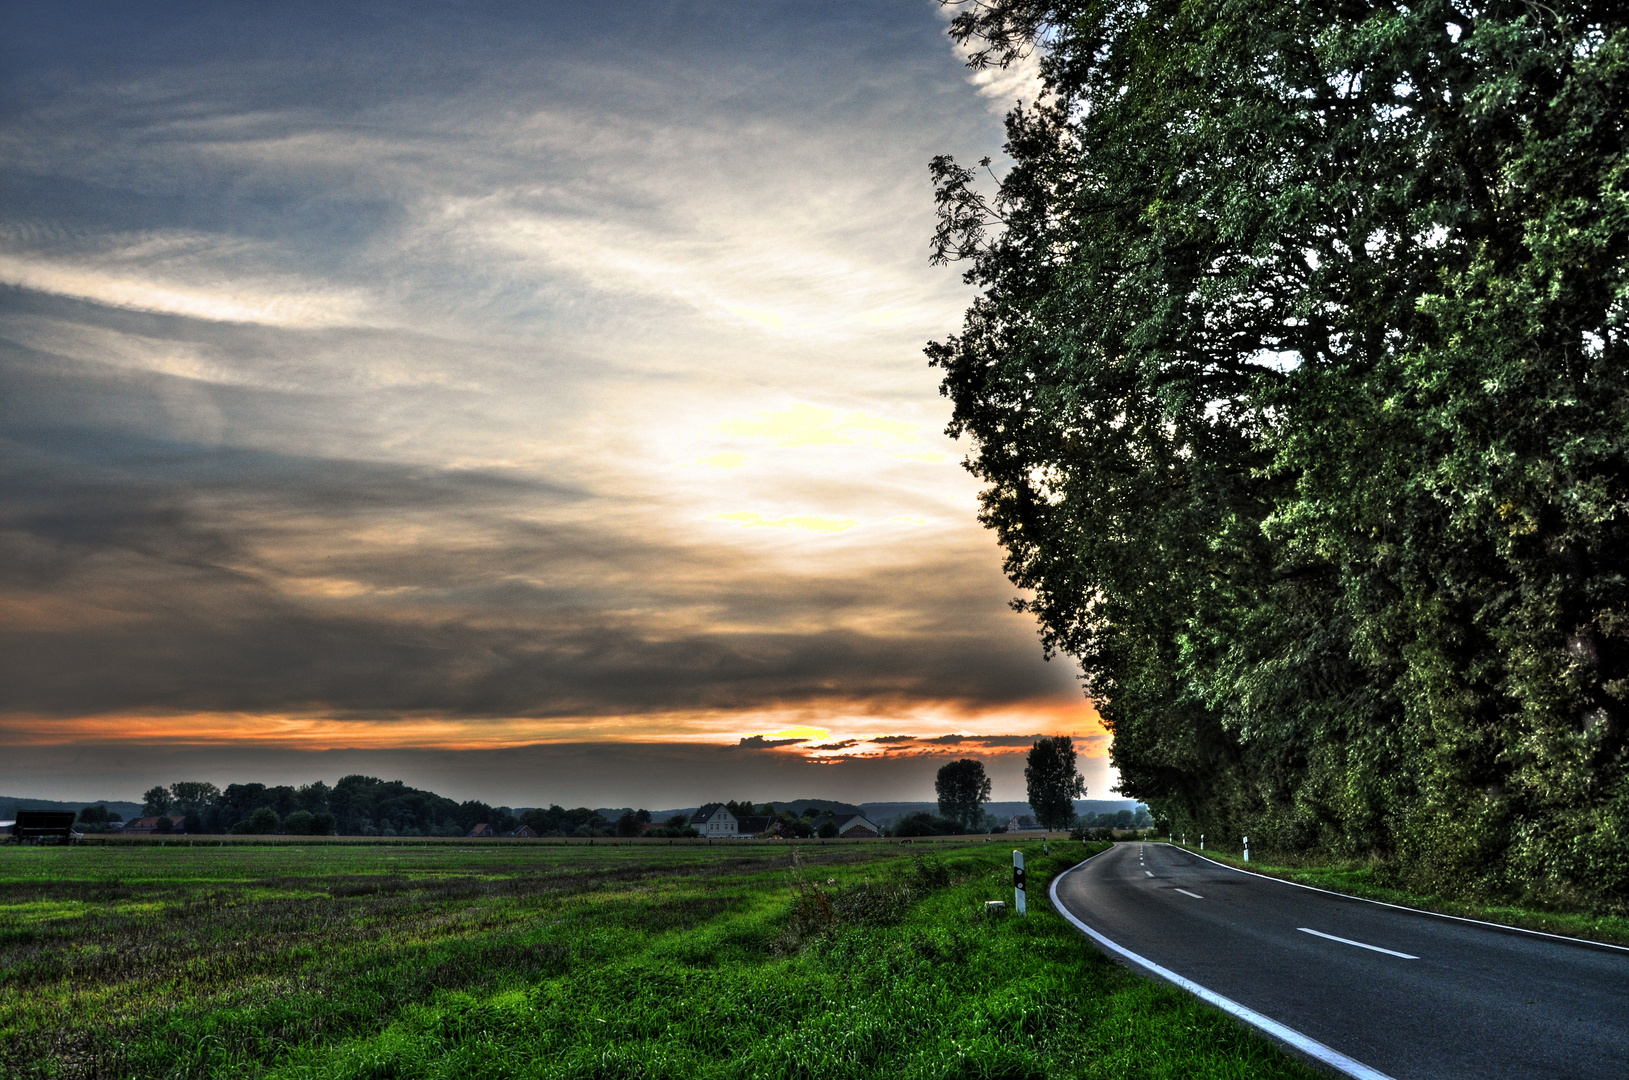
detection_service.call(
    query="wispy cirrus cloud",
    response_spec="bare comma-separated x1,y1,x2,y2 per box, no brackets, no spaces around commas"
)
0,2,1108,805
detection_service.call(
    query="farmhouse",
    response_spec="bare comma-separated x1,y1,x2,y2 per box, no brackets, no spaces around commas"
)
734,814,786,838
834,814,879,838
122,815,186,834
508,825,538,838
812,813,881,839
466,823,495,838
690,803,738,838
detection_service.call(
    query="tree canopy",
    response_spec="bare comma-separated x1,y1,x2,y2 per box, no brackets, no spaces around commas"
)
931,0,1629,908
1025,736,1086,830
935,758,993,828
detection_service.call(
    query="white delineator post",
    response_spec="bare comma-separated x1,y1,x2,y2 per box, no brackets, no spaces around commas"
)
1243,835,1250,863
1200,833,1205,851
1013,849,1027,915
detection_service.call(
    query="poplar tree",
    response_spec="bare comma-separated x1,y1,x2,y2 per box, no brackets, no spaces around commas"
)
1025,736,1086,830
936,758,993,829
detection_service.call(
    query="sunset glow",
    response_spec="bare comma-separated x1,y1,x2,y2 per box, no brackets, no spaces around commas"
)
0,3,1111,807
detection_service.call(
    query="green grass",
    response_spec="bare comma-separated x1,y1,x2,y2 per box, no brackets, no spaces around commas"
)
1,839,1320,1079
1182,845,1629,948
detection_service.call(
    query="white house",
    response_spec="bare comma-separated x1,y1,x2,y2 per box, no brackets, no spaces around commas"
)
691,803,738,838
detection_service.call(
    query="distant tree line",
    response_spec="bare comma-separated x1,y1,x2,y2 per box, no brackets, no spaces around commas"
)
117,776,639,838
73,747,1093,840
92,782,897,839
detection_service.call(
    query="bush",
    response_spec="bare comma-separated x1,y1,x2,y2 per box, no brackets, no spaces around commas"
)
231,806,281,835
1070,826,1117,842
892,812,964,837
817,821,838,839
76,805,111,825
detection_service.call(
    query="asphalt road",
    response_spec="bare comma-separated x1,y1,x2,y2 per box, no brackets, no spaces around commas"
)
1050,843,1629,1080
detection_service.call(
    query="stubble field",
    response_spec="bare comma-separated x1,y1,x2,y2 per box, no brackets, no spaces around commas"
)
1,838,1315,1079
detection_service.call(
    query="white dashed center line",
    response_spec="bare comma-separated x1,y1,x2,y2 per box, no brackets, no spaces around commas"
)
1298,927,1418,959
1145,870,1154,877
1175,888,1204,899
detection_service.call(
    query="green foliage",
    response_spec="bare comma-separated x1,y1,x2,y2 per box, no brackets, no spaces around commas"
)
931,1,1629,910
1025,737,1086,830
169,781,221,817
141,786,171,817
892,812,967,837
934,757,993,828
232,806,282,835
517,805,610,838
0,841,1319,1079
281,810,339,836
74,804,115,827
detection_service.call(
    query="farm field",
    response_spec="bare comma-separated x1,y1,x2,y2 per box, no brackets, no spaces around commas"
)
1,839,1317,1079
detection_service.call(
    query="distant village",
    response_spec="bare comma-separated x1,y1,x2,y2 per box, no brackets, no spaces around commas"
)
6,775,1152,840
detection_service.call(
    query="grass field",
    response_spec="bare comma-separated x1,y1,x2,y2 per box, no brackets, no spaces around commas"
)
1,838,1321,1080
1183,845,1629,948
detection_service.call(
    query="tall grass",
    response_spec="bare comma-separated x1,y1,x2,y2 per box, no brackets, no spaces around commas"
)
1,840,1317,1079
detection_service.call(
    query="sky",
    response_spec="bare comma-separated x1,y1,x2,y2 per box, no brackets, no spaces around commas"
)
0,1,1111,808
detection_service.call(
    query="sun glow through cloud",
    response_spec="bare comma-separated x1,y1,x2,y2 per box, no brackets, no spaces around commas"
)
712,402,923,450
0,3,1117,806
710,511,860,533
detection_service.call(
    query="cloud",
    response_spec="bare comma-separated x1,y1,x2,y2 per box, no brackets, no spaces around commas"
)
939,2,1048,114
0,2,1101,802
693,453,749,469
737,735,810,749
710,512,859,534
712,403,921,451
0,242,372,329
0,343,1078,722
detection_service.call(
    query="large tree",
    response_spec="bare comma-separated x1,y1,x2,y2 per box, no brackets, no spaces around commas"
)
936,758,993,828
932,1,1629,907
1025,736,1086,830
168,781,220,817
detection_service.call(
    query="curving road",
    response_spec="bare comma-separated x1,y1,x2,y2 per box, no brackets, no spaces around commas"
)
1049,843,1629,1080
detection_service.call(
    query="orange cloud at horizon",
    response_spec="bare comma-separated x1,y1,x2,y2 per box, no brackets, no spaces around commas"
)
0,698,1108,758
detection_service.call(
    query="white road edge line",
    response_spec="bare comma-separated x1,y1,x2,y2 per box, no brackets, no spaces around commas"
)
1175,888,1204,899
1299,927,1418,959
1167,845,1629,955
1049,853,1397,1080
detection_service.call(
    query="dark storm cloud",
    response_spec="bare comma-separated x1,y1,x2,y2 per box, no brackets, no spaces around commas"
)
736,736,811,749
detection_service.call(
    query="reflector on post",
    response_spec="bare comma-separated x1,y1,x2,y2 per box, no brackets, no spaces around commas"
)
1013,849,1026,915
